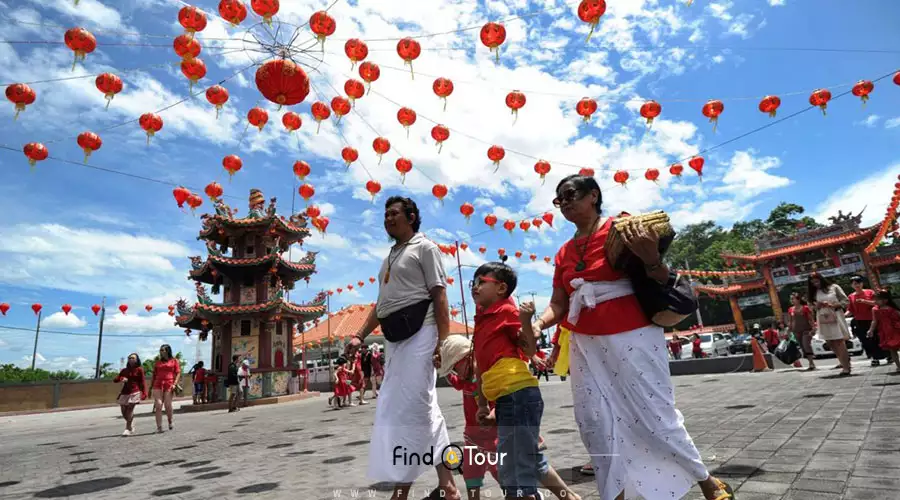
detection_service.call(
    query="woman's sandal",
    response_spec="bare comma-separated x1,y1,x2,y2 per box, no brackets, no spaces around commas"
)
711,478,735,500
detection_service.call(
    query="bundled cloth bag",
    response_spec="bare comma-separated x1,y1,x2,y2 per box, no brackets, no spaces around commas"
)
774,334,802,365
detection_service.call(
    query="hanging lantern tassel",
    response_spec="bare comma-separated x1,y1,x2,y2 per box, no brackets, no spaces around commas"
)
442,97,448,112
710,116,718,133
406,60,415,80
437,140,443,154
511,108,518,125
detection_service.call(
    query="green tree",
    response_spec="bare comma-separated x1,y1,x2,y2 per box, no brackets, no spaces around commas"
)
0,364,82,384
143,352,186,381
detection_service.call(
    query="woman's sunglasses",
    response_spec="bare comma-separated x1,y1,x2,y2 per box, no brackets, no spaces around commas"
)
552,188,585,207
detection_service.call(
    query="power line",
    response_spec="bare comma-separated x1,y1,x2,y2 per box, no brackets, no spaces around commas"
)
0,324,184,338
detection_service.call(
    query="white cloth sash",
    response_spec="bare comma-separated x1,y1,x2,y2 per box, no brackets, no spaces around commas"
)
567,278,634,326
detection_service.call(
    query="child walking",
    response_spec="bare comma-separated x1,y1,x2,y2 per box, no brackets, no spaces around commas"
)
438,334,581,500
331,358,353,409
470,258,546,500
869,289,900,373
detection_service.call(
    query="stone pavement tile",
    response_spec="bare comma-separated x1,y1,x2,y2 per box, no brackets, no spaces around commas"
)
790,478,845,494
748,471,797,484
798,470,849,482
856,450,900,469
849,475,900,490
745,439,785,451
802,459,850,472
773,448,815,458
852,466,900,479
843,488,900,500
780,490,840,500
861,438,900,451
737,450,774,460
817,439,862,454
735,480,791,495
759,461,805,473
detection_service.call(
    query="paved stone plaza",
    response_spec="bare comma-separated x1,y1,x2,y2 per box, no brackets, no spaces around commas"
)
2,358,900,500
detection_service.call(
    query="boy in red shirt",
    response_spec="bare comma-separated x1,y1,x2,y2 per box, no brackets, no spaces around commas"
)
763,324,780,353
470,259,545,500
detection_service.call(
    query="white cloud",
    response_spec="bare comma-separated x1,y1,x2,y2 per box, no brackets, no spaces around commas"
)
856,115,881,128
104,312,180,334
768,0,786,5
23,352,47,363
813,164,900,227
714,150,792,198
41,312,88,329
885,117,900,129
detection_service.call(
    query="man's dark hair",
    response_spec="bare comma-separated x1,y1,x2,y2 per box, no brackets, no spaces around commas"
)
385,196,421,233
232,354,240,362
473,256,517,298
850,275,864,284
556,174,603,215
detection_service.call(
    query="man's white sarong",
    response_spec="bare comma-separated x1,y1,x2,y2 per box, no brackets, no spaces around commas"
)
367,324,451,483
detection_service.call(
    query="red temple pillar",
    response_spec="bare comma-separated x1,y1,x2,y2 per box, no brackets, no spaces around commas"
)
285,319,294,368
761,264,784,323
221,322,233,374
860,251,881,289
729,295,746,334
259,320,271,368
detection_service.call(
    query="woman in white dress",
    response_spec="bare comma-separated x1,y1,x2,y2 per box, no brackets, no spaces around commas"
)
808,272,852,376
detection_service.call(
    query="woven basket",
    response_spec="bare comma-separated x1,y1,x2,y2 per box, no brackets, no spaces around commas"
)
604,211,674,270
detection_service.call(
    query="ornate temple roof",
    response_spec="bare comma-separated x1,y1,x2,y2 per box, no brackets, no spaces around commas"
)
198,213,311,245
693,280,768,296
721,225,879,263
188,252,317,286
175,299,326,331
871,253,900,268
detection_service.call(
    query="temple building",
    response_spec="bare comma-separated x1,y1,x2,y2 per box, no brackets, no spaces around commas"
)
175,189,326,399
693,210,899,332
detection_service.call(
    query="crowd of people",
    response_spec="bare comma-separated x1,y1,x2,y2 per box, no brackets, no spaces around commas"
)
329,344,384,409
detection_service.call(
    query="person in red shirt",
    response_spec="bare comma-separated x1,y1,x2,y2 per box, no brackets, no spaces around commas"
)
788,293,817,370
531,174,732,500
189,361,206,405
868,289,900,372
763,324,780,353
692,333,704,359
151,344,181,433
114,353,146,436
847,276,885,366
669,333,684,360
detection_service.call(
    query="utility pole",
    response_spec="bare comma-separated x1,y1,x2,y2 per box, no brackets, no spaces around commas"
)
684,259,704,328
454,241,470,336
30,309,42,370
326,294,333,392
94,297,106,379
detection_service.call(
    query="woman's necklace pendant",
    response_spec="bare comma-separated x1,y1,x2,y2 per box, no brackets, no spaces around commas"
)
575,261,586,272
383,271,390,284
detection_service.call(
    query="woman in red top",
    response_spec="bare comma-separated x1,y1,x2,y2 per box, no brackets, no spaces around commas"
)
691,333,703,358
788,293,817,370
151,344,181,433
114,353,146,436
868,289,900,372
533,174,732,500
669,333,683,360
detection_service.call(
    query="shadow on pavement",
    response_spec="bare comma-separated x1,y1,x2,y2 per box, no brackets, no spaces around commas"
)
236,482,279,494
151,485,193,496
34,477,132,497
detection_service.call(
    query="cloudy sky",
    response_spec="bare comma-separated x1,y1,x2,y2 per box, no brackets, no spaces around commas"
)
1,0,899,375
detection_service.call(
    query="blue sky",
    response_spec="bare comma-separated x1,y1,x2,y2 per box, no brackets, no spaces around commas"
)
1,0,899,374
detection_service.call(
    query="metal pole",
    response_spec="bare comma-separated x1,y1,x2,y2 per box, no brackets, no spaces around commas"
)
684,259,704,327
94,297,106,379
301,328,308,392
326,295,333,392
454,241,470,336
31,310,42,370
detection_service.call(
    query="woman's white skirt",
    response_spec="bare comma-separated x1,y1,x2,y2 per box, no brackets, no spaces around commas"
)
367,323,451,484
569,325,709,500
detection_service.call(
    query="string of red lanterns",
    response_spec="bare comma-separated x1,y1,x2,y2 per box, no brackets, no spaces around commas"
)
865,175,900,254
0,302,171,317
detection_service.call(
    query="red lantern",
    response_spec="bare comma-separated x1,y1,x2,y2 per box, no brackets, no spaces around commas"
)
534,160,551,183
180,58,207,90
345,79,365,106
223,154,242,179
359,61,380,94
758,95,780,118
479,246,487,254
576,97,597,123
94,73,123,110
532,217,543,229
498,248,506,257
577,0,607,42
809,89,831,115
358,281,365,288
433,77,454,111
341,146,358,168
530,254,537,262
76,131,102,163
247,107,268,131
173,186,191,208
61,304,72,316
64,27,96,69
515,250,523,258
488,145,505,171
251,0,279,25
205,182,223,201
396,37,421,79
640,100,661,125
689,156,704,177
331,96,351,122
306,205,321,218
542,212,554,227
255,59,310,107
669,163,683,177
205,84,229,118
851,80,874,105
503,220,516,233
186,193,203,214
218,0,247,26
119,304,128,315
347,285,354,291
644,168,660,183
431,125,450,153
397,107,417,137
173,34,201,61
373,137,391,164
91,304,101,316
283,111,301,132
293,160,310,180
369,277,376,284
365,180,382,201
506,91,526,123
579,168,595,177
23,142,48,167
0,303,8,316
309,11,336,48
344,39,369,69
450,308,459,318
519,220,531,232
460,202,475,222
613,170,629,186
480,22,507,61
894,71,900,86
145,305,153,313
31,303,42,315
299,183,315,202
395,158,413,183
544,256,551,264
6,83,35,118
311,101,330,133
178,6,207,34
484,214,498,229
701,99,724,131
432,184,448,205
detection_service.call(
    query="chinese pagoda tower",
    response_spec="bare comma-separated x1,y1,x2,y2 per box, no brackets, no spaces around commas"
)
175,188,326,398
